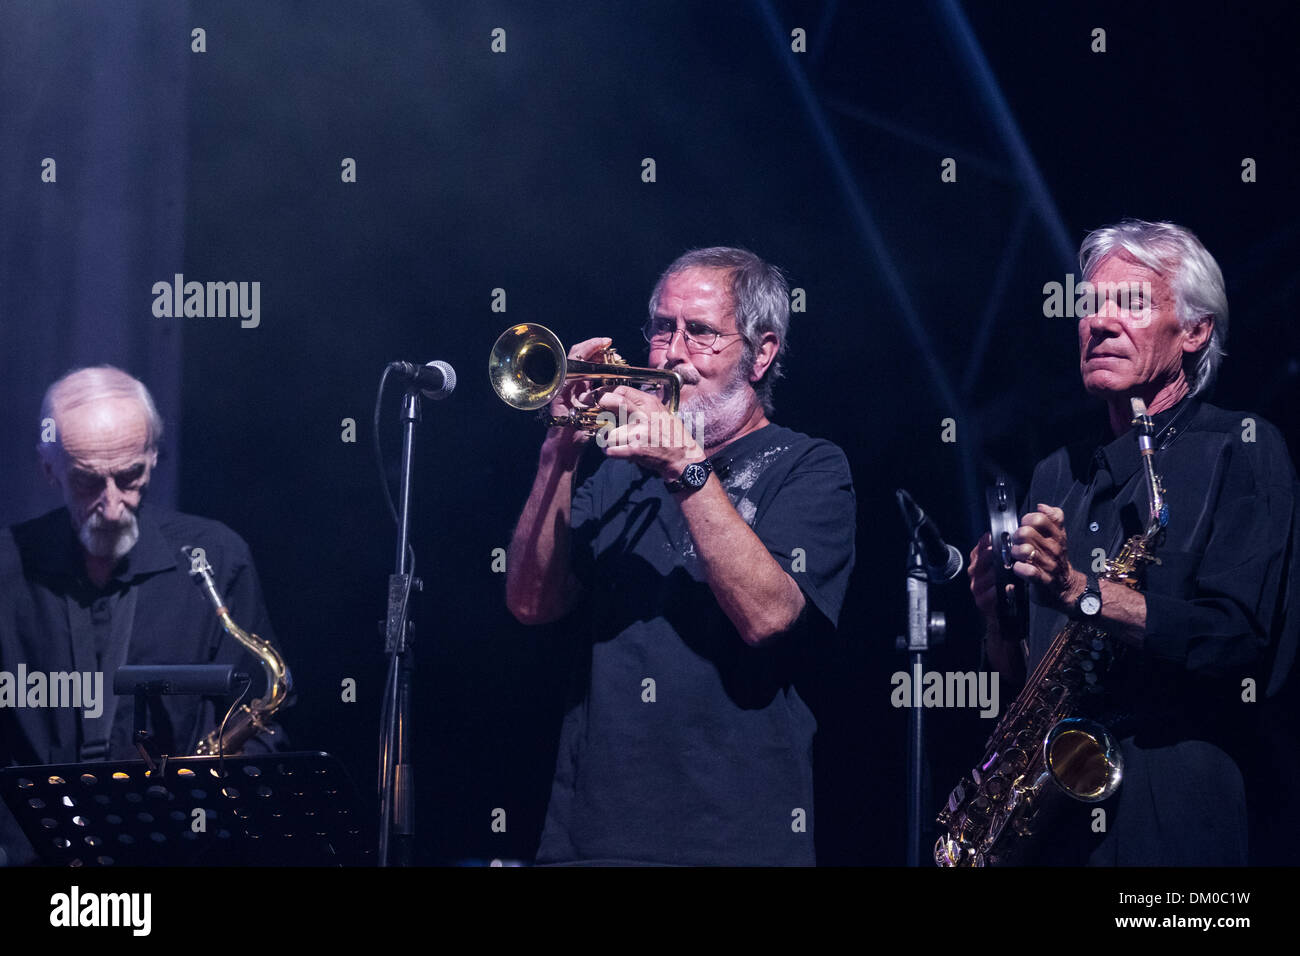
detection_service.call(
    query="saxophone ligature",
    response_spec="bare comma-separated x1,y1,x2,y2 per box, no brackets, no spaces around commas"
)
935,397,1167,866
184,546,293,756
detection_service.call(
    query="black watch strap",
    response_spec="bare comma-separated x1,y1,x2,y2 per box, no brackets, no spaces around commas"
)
665,459,713,493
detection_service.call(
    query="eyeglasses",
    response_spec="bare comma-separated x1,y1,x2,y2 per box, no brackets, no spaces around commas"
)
641,317,745,352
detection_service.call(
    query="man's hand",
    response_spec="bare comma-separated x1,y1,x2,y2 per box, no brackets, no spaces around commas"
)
596,386,706,480
968,531,1018,626
1010,504,1087,609
542,337,613,458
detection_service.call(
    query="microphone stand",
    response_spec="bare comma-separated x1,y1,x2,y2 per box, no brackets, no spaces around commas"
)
896,530,947,867
379,388,421,866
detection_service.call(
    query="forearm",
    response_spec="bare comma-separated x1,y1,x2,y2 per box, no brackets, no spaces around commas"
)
677,476,805,647
1061,571,1146,649
505,434,585,624
1096,579,1147,649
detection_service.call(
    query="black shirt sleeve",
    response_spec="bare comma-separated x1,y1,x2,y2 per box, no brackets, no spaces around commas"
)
1143,422,1298,681
753,441,857,629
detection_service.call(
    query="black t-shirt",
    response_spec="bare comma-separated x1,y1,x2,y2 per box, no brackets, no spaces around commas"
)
536,423,856,866
1024,397,1299,865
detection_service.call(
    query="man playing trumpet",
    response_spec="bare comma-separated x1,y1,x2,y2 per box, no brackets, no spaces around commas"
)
506,247,856,865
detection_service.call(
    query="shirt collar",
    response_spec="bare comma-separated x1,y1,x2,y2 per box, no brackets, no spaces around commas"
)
1091,395,1199,485
116,503,177,578
706,423,777,481
26,502,177,582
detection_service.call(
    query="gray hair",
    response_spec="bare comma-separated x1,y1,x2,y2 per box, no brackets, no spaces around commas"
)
648,246,790,415
38,365,164,460
1078,219,1229,398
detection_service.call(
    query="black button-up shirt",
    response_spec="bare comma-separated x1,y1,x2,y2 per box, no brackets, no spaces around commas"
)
0,503,288,865
1024,396,1299,864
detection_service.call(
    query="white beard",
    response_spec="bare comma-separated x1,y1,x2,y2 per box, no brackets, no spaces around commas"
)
679,363,756,449
78,511,140,561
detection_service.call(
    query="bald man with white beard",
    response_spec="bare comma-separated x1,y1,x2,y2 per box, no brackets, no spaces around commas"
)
0,366,288,866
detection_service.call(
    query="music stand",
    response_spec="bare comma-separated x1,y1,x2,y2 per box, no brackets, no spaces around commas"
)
1,751,374,866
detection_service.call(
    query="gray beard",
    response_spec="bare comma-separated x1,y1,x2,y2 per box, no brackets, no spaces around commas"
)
679,366,756,449
78,511,140,561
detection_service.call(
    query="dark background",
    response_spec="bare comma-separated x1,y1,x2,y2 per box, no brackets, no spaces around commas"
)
2,0,1297,865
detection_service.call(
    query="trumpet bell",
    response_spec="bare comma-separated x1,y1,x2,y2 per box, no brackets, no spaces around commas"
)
489,323,567,411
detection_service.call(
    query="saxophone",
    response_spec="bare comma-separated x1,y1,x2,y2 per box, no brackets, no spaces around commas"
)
935,397,1167,866
185,547,294,756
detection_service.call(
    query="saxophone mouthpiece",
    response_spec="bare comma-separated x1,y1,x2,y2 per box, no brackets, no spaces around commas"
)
1129,397,1154,439
181,545,213,577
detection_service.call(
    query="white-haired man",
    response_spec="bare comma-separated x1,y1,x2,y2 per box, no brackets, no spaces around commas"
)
969,220,1299,864
0,366,288,866
507,248,856,865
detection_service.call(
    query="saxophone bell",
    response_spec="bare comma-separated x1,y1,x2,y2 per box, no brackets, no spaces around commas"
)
1044,717,1124,802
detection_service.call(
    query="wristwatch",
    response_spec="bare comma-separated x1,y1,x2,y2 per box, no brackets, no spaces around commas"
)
1076,571,1102,618
665,459,713,493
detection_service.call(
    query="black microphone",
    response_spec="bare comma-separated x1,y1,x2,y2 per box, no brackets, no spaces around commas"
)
389,360,457,400
896,488,964,582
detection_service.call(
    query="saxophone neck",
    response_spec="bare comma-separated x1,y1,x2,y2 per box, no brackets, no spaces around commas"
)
184,546,294,755
1101,398,1169,584
1129,397,1168,538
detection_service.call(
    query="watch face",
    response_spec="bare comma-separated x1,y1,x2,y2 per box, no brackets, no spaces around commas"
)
684,463,708,488
1080,592,1102,616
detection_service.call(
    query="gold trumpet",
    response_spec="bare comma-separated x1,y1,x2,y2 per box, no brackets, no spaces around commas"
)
489,322,682,430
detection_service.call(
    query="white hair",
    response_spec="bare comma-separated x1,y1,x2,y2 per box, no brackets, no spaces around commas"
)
38,366,164,460
1078,219,1229,398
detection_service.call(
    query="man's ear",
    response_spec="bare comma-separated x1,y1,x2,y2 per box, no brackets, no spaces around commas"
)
1183,315,1214,354
749,332,780,383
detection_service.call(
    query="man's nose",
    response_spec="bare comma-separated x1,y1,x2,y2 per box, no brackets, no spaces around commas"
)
1087,307,1122,336
664,326,690,363
99,484,127,521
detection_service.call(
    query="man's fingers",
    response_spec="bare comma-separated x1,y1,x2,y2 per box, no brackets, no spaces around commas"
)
568,337,613,361
1036,503,1066,524
1011,560,1046,584
612,385,650,408
1010,525,1052,554
1020,511,1062,535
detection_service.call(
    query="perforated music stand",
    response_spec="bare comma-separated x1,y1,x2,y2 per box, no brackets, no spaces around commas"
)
1,751,373,866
